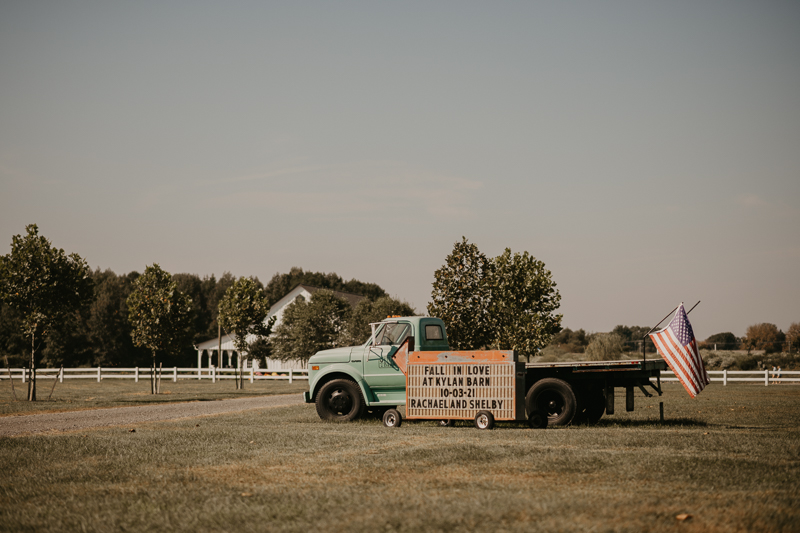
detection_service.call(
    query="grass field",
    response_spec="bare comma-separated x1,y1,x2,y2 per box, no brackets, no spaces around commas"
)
0,379,309,416
1,382,799,532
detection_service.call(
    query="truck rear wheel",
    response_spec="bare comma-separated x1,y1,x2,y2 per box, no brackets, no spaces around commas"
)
526,378,577,426
315,379,365,421
573,387,605,425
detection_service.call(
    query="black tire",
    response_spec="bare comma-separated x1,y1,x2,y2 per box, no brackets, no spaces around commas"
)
526,378,578,426
573,387,605,425
528,409,548,429
584,391,605,424
571,386,589,425
474,411,495,430
315,379,365,421
439,420,455,427
383,408,402,428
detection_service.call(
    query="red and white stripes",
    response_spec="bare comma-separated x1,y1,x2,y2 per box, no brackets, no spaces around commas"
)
650,327,709,398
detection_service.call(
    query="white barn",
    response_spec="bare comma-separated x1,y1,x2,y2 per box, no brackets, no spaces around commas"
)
195,284,365,371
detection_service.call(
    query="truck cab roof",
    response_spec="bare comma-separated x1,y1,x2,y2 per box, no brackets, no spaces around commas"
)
367,316,450,352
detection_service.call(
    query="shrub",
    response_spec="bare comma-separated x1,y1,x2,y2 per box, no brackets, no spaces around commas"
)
585,333,625,361
703,332,739,350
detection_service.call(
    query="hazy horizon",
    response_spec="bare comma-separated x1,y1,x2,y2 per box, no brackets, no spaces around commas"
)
2,1,798,339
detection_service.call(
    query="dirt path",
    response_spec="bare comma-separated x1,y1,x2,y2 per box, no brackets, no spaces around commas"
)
0,394,305,437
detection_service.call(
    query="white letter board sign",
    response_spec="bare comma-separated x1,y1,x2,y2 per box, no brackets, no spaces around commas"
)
405,361,525,421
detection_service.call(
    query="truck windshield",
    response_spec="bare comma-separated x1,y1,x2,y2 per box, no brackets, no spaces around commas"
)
374,323,411,346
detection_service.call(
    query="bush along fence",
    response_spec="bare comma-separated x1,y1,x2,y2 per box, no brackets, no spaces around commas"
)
1,366,309,384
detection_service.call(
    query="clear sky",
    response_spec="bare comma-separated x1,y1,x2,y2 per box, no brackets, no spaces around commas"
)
1,1,798,339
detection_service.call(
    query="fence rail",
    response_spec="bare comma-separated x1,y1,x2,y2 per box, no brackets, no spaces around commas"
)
1,366,308,384
1,367,796,386
661,369,799,386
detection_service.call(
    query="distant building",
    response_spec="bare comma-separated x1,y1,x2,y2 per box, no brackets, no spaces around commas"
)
195,284,365,370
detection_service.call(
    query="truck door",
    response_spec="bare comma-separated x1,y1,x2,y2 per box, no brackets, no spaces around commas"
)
362,322,409,396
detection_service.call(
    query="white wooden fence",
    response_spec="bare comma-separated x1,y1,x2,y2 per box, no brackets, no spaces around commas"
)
661,369,799,386
0,366,308,384
0,367,796,386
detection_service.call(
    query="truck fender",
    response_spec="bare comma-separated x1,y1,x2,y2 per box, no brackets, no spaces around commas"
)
309,365,373,404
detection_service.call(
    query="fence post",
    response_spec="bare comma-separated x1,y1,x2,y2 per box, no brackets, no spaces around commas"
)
135,367,139,383
59,367,64,383
765,369,769,386
250,366,254,384
97,366,101,382
22,368,26,384
212,365,216,384
173,367,177,382
723,369,727,386
289,369,293,384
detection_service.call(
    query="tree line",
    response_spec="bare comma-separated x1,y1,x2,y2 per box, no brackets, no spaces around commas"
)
541,322,800,362
10,226,792,397
0,226,397,397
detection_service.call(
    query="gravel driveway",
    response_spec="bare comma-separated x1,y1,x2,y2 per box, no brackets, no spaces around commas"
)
0,394,305,437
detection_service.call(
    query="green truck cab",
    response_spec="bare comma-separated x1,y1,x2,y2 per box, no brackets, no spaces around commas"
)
303,316,448,421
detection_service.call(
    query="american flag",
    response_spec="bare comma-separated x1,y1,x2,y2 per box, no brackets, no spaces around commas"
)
649,303,709,398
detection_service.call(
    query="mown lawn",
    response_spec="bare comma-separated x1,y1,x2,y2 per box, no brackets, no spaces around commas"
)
0,379,309,416
1,383,798,532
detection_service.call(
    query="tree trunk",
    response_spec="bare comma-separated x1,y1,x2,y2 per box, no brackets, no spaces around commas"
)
28,332,36,401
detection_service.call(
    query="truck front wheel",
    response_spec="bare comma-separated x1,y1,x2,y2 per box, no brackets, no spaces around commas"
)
315,379,365,421
526,378,577,426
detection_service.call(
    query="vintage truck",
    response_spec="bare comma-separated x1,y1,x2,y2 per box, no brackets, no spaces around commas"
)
303,316,668,427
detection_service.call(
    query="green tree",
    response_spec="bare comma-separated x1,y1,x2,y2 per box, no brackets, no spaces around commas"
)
218,277,275,388
547,327,588,354
338,296,416,346
272,290,351,363
173,273,210,344
428,239,563,358
787,323,800,353
744,323,784,354
86,269,148,367
0,302,26,367
264,267,386,307
0,224,93,400
585,333,625,361
126,264,194,394
427,237,495,350
703,332,738,350
205,272,236,339
612,325,656,354
38,308,92,368
490,248,562,359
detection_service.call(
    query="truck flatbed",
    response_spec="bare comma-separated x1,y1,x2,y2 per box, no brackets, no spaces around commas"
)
525,359,668,372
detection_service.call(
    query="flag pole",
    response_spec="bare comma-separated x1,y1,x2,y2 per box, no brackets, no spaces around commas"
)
686,300,701,315
643,301,701,362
